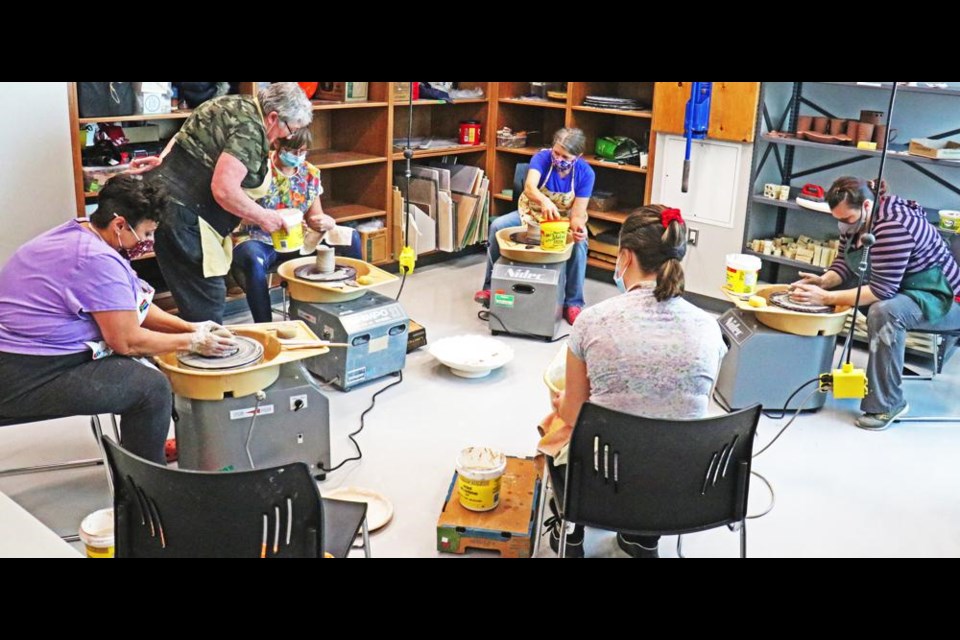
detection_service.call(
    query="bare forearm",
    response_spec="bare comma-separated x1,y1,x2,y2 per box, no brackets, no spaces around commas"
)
212,183,271,226
109,328,192,357
825,286,880,307
142,304,194,333
821,270,843,289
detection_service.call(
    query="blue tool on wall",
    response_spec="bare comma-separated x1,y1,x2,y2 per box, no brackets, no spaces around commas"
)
682,82,713,193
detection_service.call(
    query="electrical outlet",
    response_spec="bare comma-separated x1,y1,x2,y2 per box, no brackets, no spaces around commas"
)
290,394,308,411
688,228,699,246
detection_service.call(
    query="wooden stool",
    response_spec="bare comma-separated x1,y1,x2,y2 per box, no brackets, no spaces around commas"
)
437,456,543,558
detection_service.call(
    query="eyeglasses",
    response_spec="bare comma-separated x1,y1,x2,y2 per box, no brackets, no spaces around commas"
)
280,120,298,138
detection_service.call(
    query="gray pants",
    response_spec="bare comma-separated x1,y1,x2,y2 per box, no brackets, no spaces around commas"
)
0,351,172,464
863,295,960,414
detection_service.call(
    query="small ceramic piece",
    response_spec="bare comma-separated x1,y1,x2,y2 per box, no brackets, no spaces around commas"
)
860,110,884,125
857,122,875,144
812,116,829,134
804,131,839,145
796,115,813,133
829,118,846,135
275,325,298,340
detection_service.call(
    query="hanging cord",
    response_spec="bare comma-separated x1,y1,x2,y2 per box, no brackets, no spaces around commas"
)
477,309,570,343
838,83,899,368
762,377,822,419
322,371,404,474
244,390,266,469
753,385,823,458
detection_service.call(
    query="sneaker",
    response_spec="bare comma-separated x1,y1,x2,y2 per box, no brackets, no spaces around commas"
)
474,289,491,307
164,438,178,464
563,306,583,325
617,532,660,558
855,402,909,431
543,497,584,557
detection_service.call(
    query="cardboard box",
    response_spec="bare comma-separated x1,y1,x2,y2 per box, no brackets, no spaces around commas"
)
393,82,417,102
314,82,369,103
360,228,388,263
122,124,161,144
908,138,960,160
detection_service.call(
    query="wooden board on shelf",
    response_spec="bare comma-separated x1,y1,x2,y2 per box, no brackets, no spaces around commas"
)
312,101,388,110
584,157,647,174
78,110,193,124
322,202,386,223
391,144,486,160
587,256,615,271
307,149,386,169
497,97,567,110
572,105,653,119
652,82,760,142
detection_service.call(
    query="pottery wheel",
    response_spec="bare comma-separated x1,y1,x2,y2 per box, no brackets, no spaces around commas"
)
769,292,834,314
176,336,264,370
293,264,358,282
509,231,542,247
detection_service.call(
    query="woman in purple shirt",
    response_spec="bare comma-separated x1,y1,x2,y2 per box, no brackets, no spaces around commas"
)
791,177,960,430
0,176,237,463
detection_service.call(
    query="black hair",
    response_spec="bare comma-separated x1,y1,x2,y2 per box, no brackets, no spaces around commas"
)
89,174,168,229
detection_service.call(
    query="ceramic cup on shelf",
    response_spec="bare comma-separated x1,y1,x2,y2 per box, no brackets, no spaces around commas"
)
796,115,813,134
860,110,884,125
812,116,829,134
829,118,846,136
856,122,875,144
874,125,899,150
846,119,860,139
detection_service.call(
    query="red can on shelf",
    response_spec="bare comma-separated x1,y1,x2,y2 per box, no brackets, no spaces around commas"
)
459,120,482,145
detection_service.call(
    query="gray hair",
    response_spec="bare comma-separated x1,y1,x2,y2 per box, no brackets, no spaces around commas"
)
258,82,313,129
553,128,586,156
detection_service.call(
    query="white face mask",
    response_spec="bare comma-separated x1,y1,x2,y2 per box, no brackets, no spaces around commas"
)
838,207,865,235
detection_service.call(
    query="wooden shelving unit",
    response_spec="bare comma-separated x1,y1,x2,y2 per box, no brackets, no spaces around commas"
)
489,82,659,273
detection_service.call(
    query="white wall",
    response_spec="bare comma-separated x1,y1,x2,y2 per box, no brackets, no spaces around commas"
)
0,82,76,266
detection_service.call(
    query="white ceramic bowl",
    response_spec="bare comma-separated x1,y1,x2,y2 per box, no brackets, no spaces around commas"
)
429,335,514,378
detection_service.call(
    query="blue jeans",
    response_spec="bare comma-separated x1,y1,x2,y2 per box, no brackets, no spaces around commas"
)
481,211,587,308
232,233,363,323
862,294,960,414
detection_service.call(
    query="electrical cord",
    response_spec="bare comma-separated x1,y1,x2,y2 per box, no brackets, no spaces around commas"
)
244,391,266,470
395,270,407,301
322,371,404,474
746,470,775,519
762,377,822,419
753,385,823,458
477,309,570,343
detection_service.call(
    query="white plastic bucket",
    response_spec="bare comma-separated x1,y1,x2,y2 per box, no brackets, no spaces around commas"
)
456,447,507,512
270,209,305,253
726,253,762,295
79,508,114,558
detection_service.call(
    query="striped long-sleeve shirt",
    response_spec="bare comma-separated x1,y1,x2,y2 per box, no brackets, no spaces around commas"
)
828,195,960,300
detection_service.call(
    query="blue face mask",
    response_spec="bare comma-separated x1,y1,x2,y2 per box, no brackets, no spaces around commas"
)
552,156,574,171
613,256,627,293
279,151,304,168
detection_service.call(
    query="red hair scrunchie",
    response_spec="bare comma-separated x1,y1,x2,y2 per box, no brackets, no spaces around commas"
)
661,207,684,228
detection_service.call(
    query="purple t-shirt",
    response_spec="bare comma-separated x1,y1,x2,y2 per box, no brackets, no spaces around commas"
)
0,219,141,356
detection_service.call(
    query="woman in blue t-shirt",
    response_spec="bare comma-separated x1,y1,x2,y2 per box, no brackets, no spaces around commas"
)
475,128,595,325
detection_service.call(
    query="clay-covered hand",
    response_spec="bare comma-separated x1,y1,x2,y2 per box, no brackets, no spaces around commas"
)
791,271,825,287
539,199,562,221
569,216,588,243
126,156,163,175
258,209,285,234
190,320,227,335
788,283,833,306
188,330,239,357
306,213,336,233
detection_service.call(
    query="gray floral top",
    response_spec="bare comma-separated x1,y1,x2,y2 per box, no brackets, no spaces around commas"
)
569,281,727,421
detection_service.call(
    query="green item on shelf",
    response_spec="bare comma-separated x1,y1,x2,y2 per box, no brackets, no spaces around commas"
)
595,136,641,162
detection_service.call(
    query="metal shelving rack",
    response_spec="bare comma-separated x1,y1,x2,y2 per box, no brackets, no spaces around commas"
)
746,81,960,285
745,81,960,359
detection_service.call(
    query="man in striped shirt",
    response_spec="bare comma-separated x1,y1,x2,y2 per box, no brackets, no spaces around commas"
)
791,177,960,430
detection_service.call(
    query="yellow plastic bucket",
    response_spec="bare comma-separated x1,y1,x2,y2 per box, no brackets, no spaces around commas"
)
270,210,305,253
725,253,762,295
79,508,114,558
540,220,570,252
456,447,507,512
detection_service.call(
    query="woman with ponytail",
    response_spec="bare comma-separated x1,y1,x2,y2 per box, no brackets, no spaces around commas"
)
542,205,727,558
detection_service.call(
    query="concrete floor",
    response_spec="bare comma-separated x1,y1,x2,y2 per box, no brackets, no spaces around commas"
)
2,253,959,557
